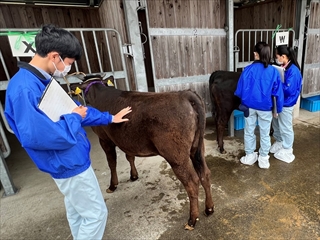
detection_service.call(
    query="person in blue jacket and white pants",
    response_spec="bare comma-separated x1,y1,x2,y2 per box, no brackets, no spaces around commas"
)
235,42,284,169
5,24,132,240
270,45,303,163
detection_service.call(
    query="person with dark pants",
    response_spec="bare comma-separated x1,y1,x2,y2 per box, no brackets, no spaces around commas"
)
5,24,132,239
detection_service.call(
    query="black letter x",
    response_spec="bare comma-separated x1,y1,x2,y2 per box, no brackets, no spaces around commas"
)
22,41,36,53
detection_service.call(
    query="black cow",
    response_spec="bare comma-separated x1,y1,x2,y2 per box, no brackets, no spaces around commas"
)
209,71,241,153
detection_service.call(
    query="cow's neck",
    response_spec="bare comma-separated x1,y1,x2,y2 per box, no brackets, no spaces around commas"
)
84,80,104,95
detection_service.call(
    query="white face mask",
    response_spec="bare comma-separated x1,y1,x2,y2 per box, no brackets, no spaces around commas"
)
52,56,72,77
275,59,283,65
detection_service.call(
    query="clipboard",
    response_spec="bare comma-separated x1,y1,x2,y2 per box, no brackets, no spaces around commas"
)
38,78,77,122
271,65,284,116
272,65,285,83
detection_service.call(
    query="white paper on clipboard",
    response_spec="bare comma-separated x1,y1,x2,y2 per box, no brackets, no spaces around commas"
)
38,79,77,122
272,65,285,83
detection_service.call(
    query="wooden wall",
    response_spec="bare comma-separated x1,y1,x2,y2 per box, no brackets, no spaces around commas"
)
147,0,226,80
145,0,226,113
302,0,320,96
0,1,134,90
0,5,99,78
234,0,296,30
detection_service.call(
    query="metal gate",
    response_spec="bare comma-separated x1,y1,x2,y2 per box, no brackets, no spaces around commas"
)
234,28,296,71
301,0,320,97
231,28,296,137
0,27,129,196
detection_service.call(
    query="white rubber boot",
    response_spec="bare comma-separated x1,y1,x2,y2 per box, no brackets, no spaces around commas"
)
274,148,295,163
240,152,258,165
270,141,283,154
258,155,270,169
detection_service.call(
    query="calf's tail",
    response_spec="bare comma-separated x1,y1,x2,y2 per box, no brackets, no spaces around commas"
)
187,90,206,176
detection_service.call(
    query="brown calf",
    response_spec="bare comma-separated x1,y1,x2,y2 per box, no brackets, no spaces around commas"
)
70,75,214,230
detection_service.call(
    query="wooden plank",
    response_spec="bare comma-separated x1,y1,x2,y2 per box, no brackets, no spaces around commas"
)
163,0,175,28
8,5,23,28
219,0,226,29
167,36,179,78
220,36,227,70
1,5,16,27
189,0,198,28
54,8,66,27
180,0,190,28
31,7,43,28
0,7,7,28
186,36,193,76
151,35,163,79
202,36,208,75
310,1,320,28
174,0,182,28
41,7,51,25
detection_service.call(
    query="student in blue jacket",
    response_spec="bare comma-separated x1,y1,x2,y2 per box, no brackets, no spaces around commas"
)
269,46,302,163
5,24,132,240
235,42,284,169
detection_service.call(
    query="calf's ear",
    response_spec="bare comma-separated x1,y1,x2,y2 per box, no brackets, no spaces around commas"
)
69,82,83,91
102,75,115,87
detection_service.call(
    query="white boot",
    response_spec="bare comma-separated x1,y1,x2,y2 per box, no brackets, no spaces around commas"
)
258,155,270,169
270,141,283,154
240,152,258,165
274,148,295,163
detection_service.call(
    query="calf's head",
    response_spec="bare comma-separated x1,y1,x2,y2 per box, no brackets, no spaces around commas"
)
70,74,115,104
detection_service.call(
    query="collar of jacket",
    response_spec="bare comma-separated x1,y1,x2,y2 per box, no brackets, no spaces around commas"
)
17,61,48,81
252,60,263,64
284,61,293,71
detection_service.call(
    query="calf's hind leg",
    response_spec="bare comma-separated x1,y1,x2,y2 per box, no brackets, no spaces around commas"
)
168,159,201,230
190,154,214,217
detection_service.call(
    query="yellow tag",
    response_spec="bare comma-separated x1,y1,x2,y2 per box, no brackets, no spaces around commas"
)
75,87,82,95
107,80,114,86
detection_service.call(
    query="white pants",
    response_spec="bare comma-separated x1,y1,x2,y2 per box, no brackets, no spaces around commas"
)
53,166,108,240
272,106,294,149
244,108,273,157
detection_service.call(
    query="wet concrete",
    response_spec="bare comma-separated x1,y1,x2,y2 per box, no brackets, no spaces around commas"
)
1,109,319,240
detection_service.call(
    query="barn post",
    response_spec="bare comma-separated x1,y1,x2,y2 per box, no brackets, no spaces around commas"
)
226,0,235,136
0,146,18,197
293,0,308,119
122,0,148,92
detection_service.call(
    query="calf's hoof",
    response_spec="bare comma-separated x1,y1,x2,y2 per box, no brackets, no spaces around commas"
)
106,185,117,193
219,148,226,154
184,218,199,230
130,175,139,181
204,207,214,217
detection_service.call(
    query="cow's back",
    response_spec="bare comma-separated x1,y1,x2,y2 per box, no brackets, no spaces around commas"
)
91,89,205,157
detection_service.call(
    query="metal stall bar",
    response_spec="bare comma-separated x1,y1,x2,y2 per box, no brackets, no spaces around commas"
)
234,28,295,70
0,147,18,196
93,31,103,73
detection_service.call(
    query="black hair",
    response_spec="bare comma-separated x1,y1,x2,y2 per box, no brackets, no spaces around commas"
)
254,42,270,68
35,24,82,60
276,45,300,70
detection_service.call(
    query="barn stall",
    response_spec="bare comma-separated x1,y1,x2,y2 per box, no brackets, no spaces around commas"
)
0,0,319,196
234,0,320,115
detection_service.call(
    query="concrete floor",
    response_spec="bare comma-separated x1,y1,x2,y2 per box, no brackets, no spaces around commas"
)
0,109,319,240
